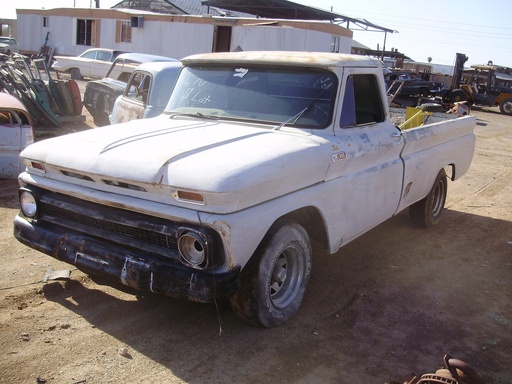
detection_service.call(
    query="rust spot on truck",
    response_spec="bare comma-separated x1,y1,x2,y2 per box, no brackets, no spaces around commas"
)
403,182,413,198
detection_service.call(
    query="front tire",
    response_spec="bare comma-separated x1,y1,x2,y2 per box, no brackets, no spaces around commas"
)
230,222,312,327
449,89,467,104
409,168,448,228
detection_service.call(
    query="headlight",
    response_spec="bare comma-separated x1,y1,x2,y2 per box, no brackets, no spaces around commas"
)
178,230,208,269
19,190,38,218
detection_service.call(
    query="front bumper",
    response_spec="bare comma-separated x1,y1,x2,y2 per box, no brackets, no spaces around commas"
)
14,215,240,302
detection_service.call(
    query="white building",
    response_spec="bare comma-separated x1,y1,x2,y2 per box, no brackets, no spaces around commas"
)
16,8,353,59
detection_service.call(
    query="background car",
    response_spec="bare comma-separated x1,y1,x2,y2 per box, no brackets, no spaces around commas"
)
84,53,178,126
0,93,34,179
385,70,445,102
0,36,19,55
110,61,181,124
52,48,128,80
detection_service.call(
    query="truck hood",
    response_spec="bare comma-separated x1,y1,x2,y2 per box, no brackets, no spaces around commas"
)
21,115,331,213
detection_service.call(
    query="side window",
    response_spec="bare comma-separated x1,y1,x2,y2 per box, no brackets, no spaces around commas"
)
340,74,384,127
340,76,356,127
126,72,151,103
81,50,97,60
96,51,111,61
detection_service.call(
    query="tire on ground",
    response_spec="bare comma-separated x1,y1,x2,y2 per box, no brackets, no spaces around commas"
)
70,68,82,80
230,222,312,327
409,168,448,228
499,98,512,115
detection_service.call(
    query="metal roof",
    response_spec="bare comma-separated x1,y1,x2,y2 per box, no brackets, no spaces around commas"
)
113,0,394,33
201,0,395,33
113,0,254,17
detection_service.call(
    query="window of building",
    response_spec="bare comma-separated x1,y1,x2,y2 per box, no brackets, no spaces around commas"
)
43,17,49,28
116,20,132,43
76,19,95,46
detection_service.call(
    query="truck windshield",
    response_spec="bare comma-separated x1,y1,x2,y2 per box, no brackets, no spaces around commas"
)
164,66,337,128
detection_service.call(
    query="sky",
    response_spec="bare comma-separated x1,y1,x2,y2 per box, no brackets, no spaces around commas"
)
5,0,512,68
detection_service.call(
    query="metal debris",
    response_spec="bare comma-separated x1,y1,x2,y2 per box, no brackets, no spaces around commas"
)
0,53,85,132
42,268,71,282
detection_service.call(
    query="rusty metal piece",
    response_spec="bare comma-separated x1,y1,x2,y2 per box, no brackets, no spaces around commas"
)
445,355,484,384
389,355,484,384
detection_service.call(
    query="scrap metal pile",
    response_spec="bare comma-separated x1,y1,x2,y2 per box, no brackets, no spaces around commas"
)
0,53,84,133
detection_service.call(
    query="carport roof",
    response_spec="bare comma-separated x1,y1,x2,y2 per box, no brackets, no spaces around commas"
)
201,0,395,33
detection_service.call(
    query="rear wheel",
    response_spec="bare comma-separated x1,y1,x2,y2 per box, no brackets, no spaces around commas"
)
410,168,448,228
499,98,512,115
230,222,312,327
70,68,82,80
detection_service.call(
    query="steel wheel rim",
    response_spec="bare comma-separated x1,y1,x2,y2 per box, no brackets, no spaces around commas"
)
432,179,446,218
269,245,304,308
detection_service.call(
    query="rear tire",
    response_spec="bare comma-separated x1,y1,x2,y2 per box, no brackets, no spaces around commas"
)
410,169,448,228
70,68,82,80
230,222,312,327
499,98,512,115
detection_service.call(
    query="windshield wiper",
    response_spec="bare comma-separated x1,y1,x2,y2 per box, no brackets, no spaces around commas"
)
169,112,219,120
273,90,329,131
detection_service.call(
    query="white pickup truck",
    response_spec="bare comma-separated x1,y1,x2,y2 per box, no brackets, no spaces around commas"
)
13,51,476,327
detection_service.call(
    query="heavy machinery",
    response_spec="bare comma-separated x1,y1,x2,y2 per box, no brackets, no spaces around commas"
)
446,53,512,115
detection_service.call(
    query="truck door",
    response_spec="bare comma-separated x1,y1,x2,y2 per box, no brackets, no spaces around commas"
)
111,71,149,124
326,70,404,248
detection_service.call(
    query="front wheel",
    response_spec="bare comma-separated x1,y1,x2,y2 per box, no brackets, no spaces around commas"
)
499,98,512,115
409,168,448,228
230,222,312,327
448,89,467,104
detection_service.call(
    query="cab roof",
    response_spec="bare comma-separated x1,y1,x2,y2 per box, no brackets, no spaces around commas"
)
181,51,381,69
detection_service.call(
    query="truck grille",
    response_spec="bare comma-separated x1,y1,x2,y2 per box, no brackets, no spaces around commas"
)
42,203,178,250
31,187,193,262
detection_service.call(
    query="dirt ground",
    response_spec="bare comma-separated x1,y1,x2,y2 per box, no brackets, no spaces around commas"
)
0,96,511,383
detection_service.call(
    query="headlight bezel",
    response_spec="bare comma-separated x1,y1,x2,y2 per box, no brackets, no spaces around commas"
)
177,228,211,270
19,188,39,218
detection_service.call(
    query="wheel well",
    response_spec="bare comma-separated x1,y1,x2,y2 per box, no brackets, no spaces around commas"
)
445,164,456,181
271,206,329,252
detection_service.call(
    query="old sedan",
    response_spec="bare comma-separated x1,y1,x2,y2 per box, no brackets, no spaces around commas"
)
84,53,178,126
0,93,34,179
0,36,19,55
110,61,181,124
52,48,128,80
